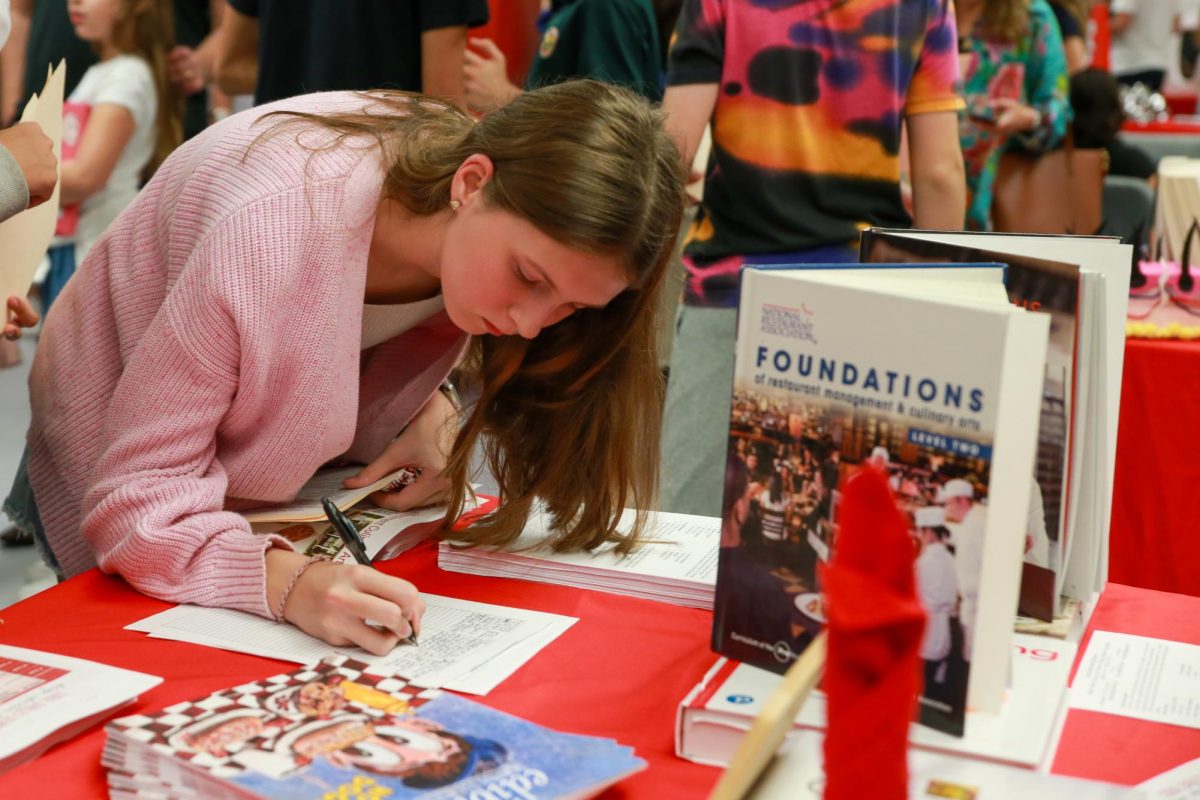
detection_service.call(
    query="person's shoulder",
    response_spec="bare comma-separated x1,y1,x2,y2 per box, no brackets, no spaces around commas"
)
103,54,154,80
251,90,376,118
1027,0,1060,26
82,55,155,113
578,0,656,25
90,54,155,95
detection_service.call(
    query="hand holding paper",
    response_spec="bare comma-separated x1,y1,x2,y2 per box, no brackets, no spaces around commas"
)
0,61,65,306
0,122,57,208
4,295,39,340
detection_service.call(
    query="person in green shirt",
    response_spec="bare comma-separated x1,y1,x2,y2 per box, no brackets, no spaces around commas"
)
463,0,673,113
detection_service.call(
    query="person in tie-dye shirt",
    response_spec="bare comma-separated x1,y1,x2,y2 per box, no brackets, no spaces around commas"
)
957,0,1070,231
658,0,966,517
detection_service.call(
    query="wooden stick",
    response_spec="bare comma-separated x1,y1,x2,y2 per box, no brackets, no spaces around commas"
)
707,631,828,800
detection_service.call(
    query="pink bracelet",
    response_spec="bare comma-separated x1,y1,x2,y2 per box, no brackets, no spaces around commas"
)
274,555,326,623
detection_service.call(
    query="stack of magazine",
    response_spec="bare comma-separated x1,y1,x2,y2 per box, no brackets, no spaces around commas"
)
438,506,719,610
710,230,1129,743
103,656,645,799
0,645,161,775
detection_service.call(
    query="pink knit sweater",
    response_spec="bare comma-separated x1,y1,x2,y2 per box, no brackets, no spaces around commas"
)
27,93,467,618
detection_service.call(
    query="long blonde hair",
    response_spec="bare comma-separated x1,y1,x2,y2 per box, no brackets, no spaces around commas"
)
110,0,182,178
980,0,1031,43
256,81,687,554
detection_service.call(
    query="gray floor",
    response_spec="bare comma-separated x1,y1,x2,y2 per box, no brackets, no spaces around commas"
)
0,333,43,609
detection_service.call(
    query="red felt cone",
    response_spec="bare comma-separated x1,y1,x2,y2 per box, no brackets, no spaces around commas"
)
822,467,926,800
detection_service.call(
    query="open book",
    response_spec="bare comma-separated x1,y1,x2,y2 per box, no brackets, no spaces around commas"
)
860,229,1131,618
715,262,1048,736
242,466,421,524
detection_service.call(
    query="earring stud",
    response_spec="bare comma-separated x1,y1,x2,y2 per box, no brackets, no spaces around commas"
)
450,199,461,211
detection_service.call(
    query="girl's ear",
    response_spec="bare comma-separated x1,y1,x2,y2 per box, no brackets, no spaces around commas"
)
450,154,495,209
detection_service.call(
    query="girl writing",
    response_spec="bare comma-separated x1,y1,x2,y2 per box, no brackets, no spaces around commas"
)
7,80,685,656
44,0,181,307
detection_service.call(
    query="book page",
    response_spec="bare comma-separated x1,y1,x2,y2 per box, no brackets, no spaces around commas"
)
1070,631,1200,729
126,595,576,695
242,466,420,523
0,62,65,304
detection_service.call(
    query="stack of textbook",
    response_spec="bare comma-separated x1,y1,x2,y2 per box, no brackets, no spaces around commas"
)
103,656,645,799
677,634,1076,770
438,506,719,610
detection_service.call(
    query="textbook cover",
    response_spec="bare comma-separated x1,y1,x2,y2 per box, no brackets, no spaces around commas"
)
712,265,1047,735
103,656,645,799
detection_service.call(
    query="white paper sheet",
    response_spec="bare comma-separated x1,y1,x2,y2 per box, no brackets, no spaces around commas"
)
126,594,576,695
1070,631,1200,729
1139,756,1200,799
748,728,1141,799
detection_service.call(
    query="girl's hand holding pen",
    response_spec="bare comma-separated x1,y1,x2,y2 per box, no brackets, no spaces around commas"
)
265,549,425,656
342,389,458,512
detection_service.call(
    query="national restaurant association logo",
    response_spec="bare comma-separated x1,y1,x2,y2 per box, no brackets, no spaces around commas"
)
760,301,817,346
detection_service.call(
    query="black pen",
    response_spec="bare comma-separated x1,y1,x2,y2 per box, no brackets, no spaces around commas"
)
320,496,419,647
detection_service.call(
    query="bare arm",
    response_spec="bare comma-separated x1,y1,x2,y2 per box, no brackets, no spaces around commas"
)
60,104,136,205
212,2,257,96
662,83,719,167
1062,36,1089,74
1,0,32,125
1110,13,1134,36
906,110,966,230
421,26,469,100
193,0,230,79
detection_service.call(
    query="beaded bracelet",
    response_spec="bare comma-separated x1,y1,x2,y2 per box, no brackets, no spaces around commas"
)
274,555,326,623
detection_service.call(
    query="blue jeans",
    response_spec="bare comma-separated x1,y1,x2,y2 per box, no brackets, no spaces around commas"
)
3,448,64,580
43,242,76,312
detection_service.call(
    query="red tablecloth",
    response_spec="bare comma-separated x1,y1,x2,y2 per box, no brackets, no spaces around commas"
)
1109,338,1200,596
1051,582,1200,784
0,543,1195,795
0,542,719,797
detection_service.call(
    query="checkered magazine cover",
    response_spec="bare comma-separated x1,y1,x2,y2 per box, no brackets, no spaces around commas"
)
103,655,645,799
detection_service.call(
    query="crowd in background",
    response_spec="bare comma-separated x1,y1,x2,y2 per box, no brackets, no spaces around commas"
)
0,1,1191,336
0,1,1190,574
